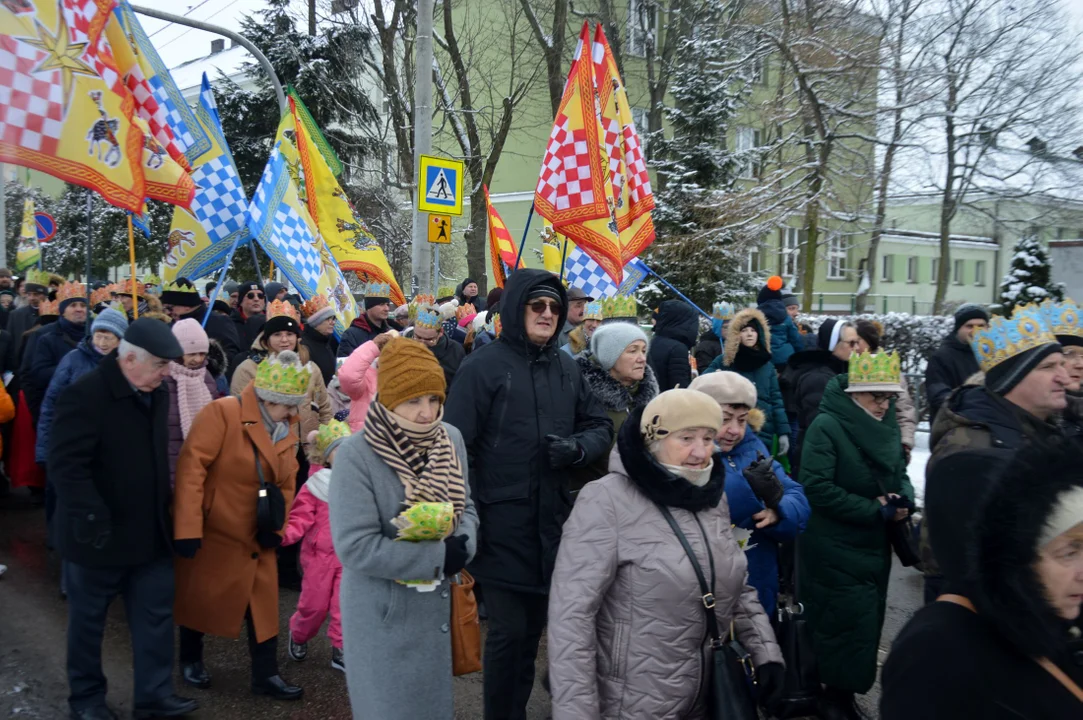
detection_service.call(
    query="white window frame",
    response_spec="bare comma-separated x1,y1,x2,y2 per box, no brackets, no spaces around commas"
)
907,256,918,283
781,227,800,278
827,235,847,280
627,0,658,58
931,258,940,285
975,260,986,286
736,126,762,179
746,244,761,273
881,254,893,282
952,259,964,285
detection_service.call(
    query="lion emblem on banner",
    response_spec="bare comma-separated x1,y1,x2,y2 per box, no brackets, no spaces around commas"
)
163,229,196,268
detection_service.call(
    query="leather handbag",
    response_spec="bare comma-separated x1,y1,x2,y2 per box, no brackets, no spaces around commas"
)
873,475,922,568
658,505,758,720
450,570,482,676
771,540,821,718
252,443,285,535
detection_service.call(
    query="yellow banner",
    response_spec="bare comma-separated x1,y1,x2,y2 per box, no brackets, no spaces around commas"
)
15,196,39,272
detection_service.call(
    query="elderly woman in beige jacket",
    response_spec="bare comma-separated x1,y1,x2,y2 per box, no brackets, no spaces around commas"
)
548,389,784,719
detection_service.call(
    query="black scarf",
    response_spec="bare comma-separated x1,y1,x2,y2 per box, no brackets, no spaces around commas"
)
731,343,772,372
616,405,725,512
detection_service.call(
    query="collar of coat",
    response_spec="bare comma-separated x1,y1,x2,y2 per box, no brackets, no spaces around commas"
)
818,374,902,473
239,383,300,467
101,351,162,403
614,405,725,513
577,356,658,414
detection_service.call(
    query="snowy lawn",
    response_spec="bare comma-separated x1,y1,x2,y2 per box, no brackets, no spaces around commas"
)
907,429,931,507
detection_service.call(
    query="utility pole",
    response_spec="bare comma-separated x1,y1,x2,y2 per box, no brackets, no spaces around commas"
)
0,163,6,268
410,0,434,296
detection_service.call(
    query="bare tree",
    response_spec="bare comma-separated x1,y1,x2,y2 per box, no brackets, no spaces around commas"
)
518,0,570,116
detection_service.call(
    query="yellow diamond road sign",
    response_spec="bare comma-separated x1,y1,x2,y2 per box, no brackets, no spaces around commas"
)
418,154,464,216
428,214,452,244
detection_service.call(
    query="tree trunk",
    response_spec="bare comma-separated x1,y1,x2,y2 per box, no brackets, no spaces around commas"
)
466,187,488,294
801,180,821,312
935,90,958,315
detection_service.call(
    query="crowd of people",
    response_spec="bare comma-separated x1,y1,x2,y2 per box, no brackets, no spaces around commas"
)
1,265,1082,720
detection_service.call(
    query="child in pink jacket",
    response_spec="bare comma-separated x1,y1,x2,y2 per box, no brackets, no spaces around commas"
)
285,419,352,671
336,331,396,431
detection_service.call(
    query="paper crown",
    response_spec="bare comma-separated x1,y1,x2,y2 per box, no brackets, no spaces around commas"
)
408,294,435,324
415,306,442,331
365,281,391,299
315,419,351,456
456,303,476,321
162,280,198,294
602,295,637,319
115,278,143,296
971,304,1058,373
1040,299,1083,344
713,301,735,320
267,299,299,322
144,273,162,286
584,301,604,321
847,351,902,391
38,298,59,316
300,294,330,319
90,286,112,306
56,281,87,302
254,350,311,399
24,269,50,288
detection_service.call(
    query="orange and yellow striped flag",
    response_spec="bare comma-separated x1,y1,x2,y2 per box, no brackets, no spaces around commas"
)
485,186,523,288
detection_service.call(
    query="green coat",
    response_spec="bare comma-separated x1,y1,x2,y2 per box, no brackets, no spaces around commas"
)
797,374,913,694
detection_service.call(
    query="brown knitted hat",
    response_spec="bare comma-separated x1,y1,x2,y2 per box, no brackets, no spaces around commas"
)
377,337,446,410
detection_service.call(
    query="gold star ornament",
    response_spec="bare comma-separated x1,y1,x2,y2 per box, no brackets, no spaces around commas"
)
18,13,97,111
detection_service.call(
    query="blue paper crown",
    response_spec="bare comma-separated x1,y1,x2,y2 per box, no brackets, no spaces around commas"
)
713,301,735,320
415,307,442,330
365,282,391,298
1040,298,1083,342
584,301,604,321
971,304,1058,373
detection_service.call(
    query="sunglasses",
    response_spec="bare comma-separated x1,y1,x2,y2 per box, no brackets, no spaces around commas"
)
246,292,265,300
528,299,562,315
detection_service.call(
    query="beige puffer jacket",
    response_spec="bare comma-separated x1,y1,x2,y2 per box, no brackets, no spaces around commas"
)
548,446,782,719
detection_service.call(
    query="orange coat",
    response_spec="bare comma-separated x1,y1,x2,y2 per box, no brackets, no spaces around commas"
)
173,384,299,643
0,381,15,455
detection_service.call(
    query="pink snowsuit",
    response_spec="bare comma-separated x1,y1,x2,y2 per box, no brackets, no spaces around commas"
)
283,469,342,648
337,339,379,432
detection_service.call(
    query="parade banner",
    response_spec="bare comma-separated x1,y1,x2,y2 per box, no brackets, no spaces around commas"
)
1,0,148,211
592,25,656,263
15,196,39,271
163,75,250,283
564,244,648,299
534,21,623,285
484,186,523,288
288,87,343,178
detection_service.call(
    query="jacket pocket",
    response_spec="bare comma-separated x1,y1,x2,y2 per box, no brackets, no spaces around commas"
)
490,372,513,449
380,580,399,624
477,463,530,503
605,619,629,679
201,487,216,519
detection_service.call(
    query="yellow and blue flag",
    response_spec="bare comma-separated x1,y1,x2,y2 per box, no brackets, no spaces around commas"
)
15,196,39,272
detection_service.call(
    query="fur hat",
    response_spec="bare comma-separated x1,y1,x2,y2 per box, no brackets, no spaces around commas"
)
254,350,311,406
377,337,446,410
640,389,723,442
590,323,648,372
171,318,209,355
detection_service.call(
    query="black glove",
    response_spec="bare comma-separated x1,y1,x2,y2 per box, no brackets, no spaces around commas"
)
545,434,582,469
256,530,282,549
174,538,201,559
742,453,783,510
443,534,469,576
755,661,785,711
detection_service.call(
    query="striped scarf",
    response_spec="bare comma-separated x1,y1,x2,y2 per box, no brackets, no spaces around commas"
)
364,399,466,523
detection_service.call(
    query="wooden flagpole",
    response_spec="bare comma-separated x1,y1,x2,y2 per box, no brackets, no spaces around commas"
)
128,216,139,319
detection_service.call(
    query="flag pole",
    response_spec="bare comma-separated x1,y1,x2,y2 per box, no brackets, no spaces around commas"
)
202,236,247,329
85,191,93,337
513,203,535,270
641,262,710,320
249,241,265,286
558,239,569,282
127,216,139,319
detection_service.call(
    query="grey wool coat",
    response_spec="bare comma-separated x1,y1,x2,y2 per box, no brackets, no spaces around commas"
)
329,421,479,720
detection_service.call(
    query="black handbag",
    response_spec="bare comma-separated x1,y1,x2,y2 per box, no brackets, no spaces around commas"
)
657,505,759,720
873,475,922,568
253,443,285,535
772,542,821,718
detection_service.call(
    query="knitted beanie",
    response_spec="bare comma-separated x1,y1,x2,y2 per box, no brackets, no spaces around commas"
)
590,323,648,371
954,303,990,333
305,304,336,328
756,275,785,304
377,337,446,410
171,318,210,355
985,343,1062,395
640,389,723,442
690,371,758,409
90,307,128,340
253,350,311,406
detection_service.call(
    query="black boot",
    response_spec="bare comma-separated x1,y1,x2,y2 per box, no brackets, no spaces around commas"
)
69,707,118,720
252,675,303,701
132,694,198,718
181,661,211,689
819,687,864,720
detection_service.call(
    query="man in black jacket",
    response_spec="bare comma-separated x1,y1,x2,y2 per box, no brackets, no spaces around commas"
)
336,282,391,358
161,279,241,372
412,315,465,388
50,319,197,720
925,303,989,423
7,270,47,367
299,296,339,386
445,269,612,720
230,281,267,350
647,299,698,391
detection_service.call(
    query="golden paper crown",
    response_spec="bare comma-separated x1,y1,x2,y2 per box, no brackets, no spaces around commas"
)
971,304,1058,373
56,281,86,302
116,278,143,297
254,350,312,399
456,303,476,320
162,280,197,294
365,281,391,299
415,305,442,331
847,351,902,390
602,295,637,319
390,501,455,542
713,301,735,320
316,419,351,456
38,299,59,316
584,301,604,321
144,273,162,286
267,299,299,322
1040,299,1083,343
90,286,112,306
300,294,330,318
24,269,50,288
408,294,435,324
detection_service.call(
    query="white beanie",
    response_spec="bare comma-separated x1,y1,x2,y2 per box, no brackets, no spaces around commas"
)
590,322,648,371
689,371,758,409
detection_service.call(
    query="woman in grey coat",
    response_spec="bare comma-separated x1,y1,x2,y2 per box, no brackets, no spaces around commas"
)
548,389,784,719
330,337,479,720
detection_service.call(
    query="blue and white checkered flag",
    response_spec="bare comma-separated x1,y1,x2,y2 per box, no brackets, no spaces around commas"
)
564,246,649,298
247,143,324,298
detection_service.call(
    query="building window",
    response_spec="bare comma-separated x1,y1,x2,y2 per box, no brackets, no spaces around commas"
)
627,0,657,58
931,258,940,284
735,127,762,179
747,244,761,273
738,35,765,84
975,260,986,286
952,259,964,285
827,235,847,280
780,227,800,278
907,256,918,283
881,254,894,282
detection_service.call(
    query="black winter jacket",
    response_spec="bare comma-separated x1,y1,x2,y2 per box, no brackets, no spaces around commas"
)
431,333,465,389
924,332,980,424
300,324,338,386
784,349,848,458
48,353,173,567
178,304,241,373
692,330,722,373
230,310,266,353
336,312,389,358
7,304,37,369
647,300,698,391
445,269,613,593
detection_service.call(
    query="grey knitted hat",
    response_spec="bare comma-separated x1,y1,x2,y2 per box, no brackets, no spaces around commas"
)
590,322,648,372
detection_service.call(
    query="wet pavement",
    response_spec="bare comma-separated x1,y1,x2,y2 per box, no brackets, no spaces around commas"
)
1,487,921,719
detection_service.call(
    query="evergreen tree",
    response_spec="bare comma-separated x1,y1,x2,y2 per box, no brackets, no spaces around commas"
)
999,234,1064,314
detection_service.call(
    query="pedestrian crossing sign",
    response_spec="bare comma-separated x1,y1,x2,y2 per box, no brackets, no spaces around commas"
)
418,155,464,215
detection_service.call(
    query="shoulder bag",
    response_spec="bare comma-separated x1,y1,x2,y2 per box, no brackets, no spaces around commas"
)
772,543,822,718
872,473,922,568
657,504,759,720
252,442,285,535
450,570,482,676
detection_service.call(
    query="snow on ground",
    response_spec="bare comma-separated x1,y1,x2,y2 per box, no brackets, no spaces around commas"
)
907,429,931,507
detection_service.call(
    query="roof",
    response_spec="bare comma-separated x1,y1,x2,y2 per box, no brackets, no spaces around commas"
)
168,45,254,99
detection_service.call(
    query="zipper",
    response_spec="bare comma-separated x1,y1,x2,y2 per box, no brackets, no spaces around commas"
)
491,371,512,448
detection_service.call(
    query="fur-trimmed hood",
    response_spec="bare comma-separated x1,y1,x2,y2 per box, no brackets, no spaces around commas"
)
723,308,772,366
577,355,659,414
205,338,228,380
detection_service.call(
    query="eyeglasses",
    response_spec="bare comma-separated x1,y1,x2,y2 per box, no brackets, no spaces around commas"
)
246,292,265,300
869,392,896,405
527,299,562,315
846,339,862,349
414,333,439,346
